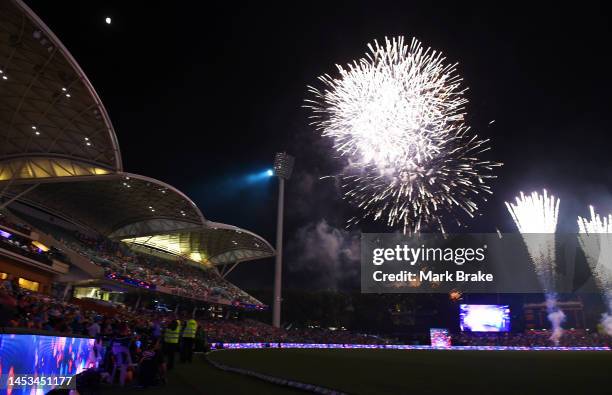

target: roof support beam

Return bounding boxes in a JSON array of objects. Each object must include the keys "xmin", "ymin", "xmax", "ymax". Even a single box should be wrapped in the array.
[
  {"xmin": 220, "ymin": 261, "xmax": 241, "ymax": 279},
  {"xmin": 0, "ymin": 159, "xmax": 27, "ymax": 196},
  {"xmin": 0, "ymin": 182, "xmax": 39, "ymax": 210}
]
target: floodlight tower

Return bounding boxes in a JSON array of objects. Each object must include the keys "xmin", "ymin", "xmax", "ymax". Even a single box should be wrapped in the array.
[{"xmin": 272, "ymin": 152, "xmax": 294, "ymax": 328}]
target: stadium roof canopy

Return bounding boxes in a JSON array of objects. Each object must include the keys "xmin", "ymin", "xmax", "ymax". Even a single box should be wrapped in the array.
[
  {"xmin": 121, "ymin": 222, "xmax": 275, "ymax": 265},
  {"xmin": 0, "ymin": 0, "xmax": 274, "ymax": 266},
  {"xmin": 5, "ymin": 172, "xmax": 205, "ymax": 236},
  {"xmin": 4, "ymin": 172, "xmax": 275, "ymax": 265},
  {"xmin": 0, "ymin": 0, "xmax": 122, "ymax": 182}
]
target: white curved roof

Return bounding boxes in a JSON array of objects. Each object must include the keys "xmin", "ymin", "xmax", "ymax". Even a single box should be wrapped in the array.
[
  {"xmin": 5, "ymin": 172, "xmax": 205, "ymax": 235},
  {"xmin": 121, "ymin": 222, "xmax": 275, "ymax": 265},
  {"xmin": 0, "ymin": 0, "xmax": 122, "ymax": 178}
]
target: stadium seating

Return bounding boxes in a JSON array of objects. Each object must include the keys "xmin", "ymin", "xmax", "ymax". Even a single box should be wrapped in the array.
[
  {"xmin": 0, "ymin": 213, "xmax": 70, "ymax": 266},
  {"xmin": 14, "ymin": 213, "xmax": 261, "ymax": 306}
]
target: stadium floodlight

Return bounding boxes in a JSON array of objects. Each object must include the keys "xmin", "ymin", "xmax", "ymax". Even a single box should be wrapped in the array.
[
  {"xmin": 273, "ymin": 152, "xmax": 295, "ymax": 179},
  {"xmin": 272, "ymin": 152, "xmax": 294, "ymax": 328}
]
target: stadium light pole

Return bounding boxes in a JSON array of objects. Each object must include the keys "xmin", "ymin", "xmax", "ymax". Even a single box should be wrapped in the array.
[{"xmin": 272, "ymin": 152, "xmax": 294, "ymax": 328}]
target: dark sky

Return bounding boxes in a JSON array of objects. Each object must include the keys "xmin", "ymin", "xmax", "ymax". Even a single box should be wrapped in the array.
[{"xmin": 25, "ymin": 1, "xmax": 612, "ymax": 291}]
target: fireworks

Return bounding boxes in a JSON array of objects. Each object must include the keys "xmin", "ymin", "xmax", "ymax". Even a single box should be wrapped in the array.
[
  {"xmin": 578, "ymin": 205, "xmax": 612, "ymax": 292},
  {"xmin": 577, "ymin": 206, "xmax": 612, "ymax": 335},
  {"xmin": 505, "ymin": 189, "xmax": 564, "ymax": 343},
  {"xmin": 505, "ymin": 189, "xmax": 560, "ymax": 281},
  {"xmin": 306, "ymin": 36, "xmax": 500, "ymax": 233},
  {"xmin": 578, "ymin": 205, "xmax": 612, "ymax": 234},
  {"xmin": 505, "ymin": 190, "xmax": 560, "ymax": 234}
]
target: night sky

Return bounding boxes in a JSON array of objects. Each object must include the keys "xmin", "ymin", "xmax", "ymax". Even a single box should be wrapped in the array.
[{"xmin": 25, "ymin": 1, "xmax": 612, "ymax": 291}]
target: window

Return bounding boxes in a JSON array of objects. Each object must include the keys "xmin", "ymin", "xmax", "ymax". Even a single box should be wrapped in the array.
[{"xmin": 18, "ymin": 278, "xmax": 39, "ymax": 292}]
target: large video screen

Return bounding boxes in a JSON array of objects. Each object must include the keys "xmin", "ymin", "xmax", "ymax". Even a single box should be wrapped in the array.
[
  {"xmin": 0, "ymin": 333, "xmax": 97, "ymax": 394},
  {"xmin": 459, "ymin": 304, "xmax": 510, "ymax": 332}
]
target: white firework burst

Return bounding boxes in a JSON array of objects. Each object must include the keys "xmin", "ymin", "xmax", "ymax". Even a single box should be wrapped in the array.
[
  {"xmin": 578, "ymin": 205, "xmax": 612, "ymax": 291},
  {"xmin": 577, "ymin": 206, "xmax": 612, "ymax": 335},
  {"xmin": 578, "ymin": 205, "xmax": 612, "ymax": 234},
  {"xmin": 306, "ymin": 36, "xmax": 500, "ymax": 233},
  {"xmin": 505, "ymin": 189, "xmax": 564, "ymax": 343},
  {"xmin": 505, "ymin": 189, "xmax": 560, "ymax": 282}
]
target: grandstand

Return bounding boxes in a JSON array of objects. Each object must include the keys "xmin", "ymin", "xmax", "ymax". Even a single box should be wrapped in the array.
[{"xmin": 0, "ymin": 0, "xmax": 274, "ymax": 309}]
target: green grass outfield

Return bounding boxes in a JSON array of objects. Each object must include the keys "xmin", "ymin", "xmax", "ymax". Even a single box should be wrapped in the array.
[
  {"xmin": 113, "ymin": 353, "xmax": 302, "ymax": 395},
  {"xmin": 207, "ymin": 348, "xmax": 612, "ymax": 395}
]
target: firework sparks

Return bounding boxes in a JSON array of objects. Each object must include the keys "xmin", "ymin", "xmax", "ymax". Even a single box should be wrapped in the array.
[
  {"xmin": 577, "ymin": 206, "xmax": 612, "ymax": 335},
  {"xmin": 578, "ymin": 205, "xmax": 612, "ymax": 234},
  {"xmin": 306, "ymin": 36, "xmax": 500, "ymax": 233},
  {"xmin": 505, "ymin": 189, "xmax": 560, "ymax": 282},
  {"xmin": 505, "ymin": 189, "xmax": 564, "ymax": 343},
  {"xmin": 505, "ymin": 190, "xmax": 560, "ymax": 233}
]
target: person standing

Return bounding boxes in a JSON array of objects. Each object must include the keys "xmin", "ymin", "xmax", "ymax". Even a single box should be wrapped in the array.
[
  {"xmin": 180, "ymin": 317, "xmax": 197, "ymax": 363},
  {"xmin": 151, "ymin": 318, "xmax": 162, "ymax": 341},
  {"xmin": 163, "ymin": 318, "xmax": 181, "ymax": 370},
  {"xmin": 87, "ymin": 317, "xmax": 101, "ymax": 338}
]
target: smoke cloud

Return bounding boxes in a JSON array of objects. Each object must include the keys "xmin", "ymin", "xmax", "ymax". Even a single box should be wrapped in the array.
[
  {"xmin": 600, "ymin": 296, "xmax": 612, "ymax": 336},
  {"xmin": 545, "ymin": 294, "xmax": 566, "ymax": 344},
  {"xmin": 601, "ymin": 313, "xmax": 612, "ymax": 336},
  {"xmin": 286, "ymin": 219, "xmax": 360, "ymax": 290}
]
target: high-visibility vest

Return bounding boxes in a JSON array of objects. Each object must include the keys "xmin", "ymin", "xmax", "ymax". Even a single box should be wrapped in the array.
[
  {"xmin": 164, "ymin": 321, "xmax": 181, "ymax": 344},
  {"xmin": 183, "ymin": 319, "xmax": 197, "ymax": 338}
]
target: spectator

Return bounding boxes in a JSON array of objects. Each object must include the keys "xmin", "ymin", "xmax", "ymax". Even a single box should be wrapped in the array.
[
  {"xmin": 162, "ymin": 318, "xmax": 181, "ymax": 371},
  {"xmin": 88, "ymin": 318, "xmax": 101, "ymax": 338}
]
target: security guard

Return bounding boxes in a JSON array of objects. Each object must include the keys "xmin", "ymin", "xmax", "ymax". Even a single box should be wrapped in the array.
[
  {"xmin": 180, "ymin": 318, "xmax": 198, "ymax": 363},
  {"xmin": 163, "ymin": 318, "xmax": 181, "ymax": 370}
]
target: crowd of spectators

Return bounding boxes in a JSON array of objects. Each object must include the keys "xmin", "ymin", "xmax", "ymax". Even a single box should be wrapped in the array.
[
  {"xmin": 0, "ymin": 280, "xmax": 394, "ymax": 387},
  {"xmin": 2, "ymin": 276, "xmax": 609, "ymax": 349},
  {"xmin": 0, "ymin": 279, "xmax": 143, "ymax": 336},
  {"xmin": 0, "ymin": 280, "xmax": 194, "ymax": 387},
  {"xmin": 0, "ymin": 213, "xmax": 69, "ymax": 266},
  {"xmin": 71, "ymin": 233, "xmax": 259, "ymax": 305},
  {"xmin": 0, "ymin": 211, "xmax": 32, "ymax": 235},
  {"xmin": 202, "ymin": 319, "xmax": 392, "ymax": 344},
  {"xmin": 24, "ymin": 215, "xmax": 262, "ymax": 306},
  {"xmin": 454, "ymin": 330, "xmax": 611, "ymax": 347},
  {"xmin": 0, "ymin": 280, "xmax": 392, "ymax": 347},
  {"xmin": 0, "ymin": 231, "xmax": 56, "ymax": 265}
]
